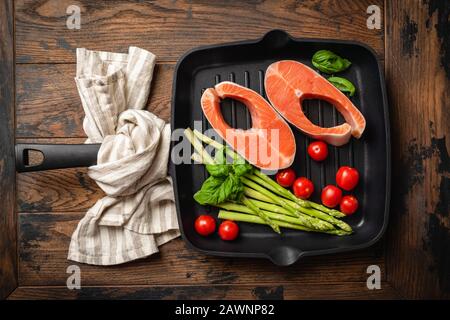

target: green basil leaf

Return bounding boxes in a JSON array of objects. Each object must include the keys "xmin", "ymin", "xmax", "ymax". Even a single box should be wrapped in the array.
[
  {"xmin": 194, "ymin": 146, "xmax": 250, "ymax": 205},
  {"xmin": 193, "ymin": 174, "xmax": 244, "ymax": 206},
  {"xmin": 312, "ymin": 50, "xmax": 351, "ymax": 74},
  {"xmin": 327, "ymin": 76, "xmax": 356, "ymax": 96},
  {"xmin": 206, "ymin": 164, "xmax": 230, "ymax": 177},
  {"xmin": 233, "ymin": 162, "xmax": 253, "ymax": 177},
  {"xmin": 216, "ymin": 175, "xmax": 234, "ymax": 203},
  {"xmin": 218, "ymin": 174, "xmax": 243, "ymax": 203},
  {"xmin": 205, "ymin": 148, "xmax": 230, "ymax": 177},
  {"xmin": 221, "ymin": 147, "xmax": 253, "ymax": 176},
  {"xmin": 193, "ymin": 176, "xmax": 227, "ymax": 205}
]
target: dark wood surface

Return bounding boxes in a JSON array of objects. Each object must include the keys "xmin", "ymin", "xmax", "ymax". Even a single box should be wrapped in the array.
[
  {"xmin": 1, "ymin": 0, "xmax": 448, "ymax": 299},
  {"xmin": 8, "ymin": 283, "xmax": 402, "ymax": 300},
  {"xmin": 385, "ymin": 0, "xmax": 450, "ymax": 299},
  {"xmin": 16, "ymin": 211, "xmax": 385, "ymax": 286},
  {"xmin": 15, "ymin": 0, "xmax": 385, "ymax": 64},
  {"xmin": 0, "ymin": 0, "xmax": 18, "ymax": 300}
]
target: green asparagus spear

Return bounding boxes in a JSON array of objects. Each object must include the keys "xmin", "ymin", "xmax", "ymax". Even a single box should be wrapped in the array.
[
  {"xmin": 252, "ymin": 170, "xmax": 346, "ymax": 218},
  {"xmin": 240, "ymin": 176, "xmax": 301, "ymax": 217},
  {"xmin": 241, "ymin": 196, "xmax": 280, "ymax": 234},
  {"xmin": 219, "ymin": 205, "xmax": 315, "ymax": 229},
  {"xmin": 218, "ymin": 201, "xmax": 329, "ymax": 231},
  {"xmin": 284, "ymin": 197, "xmax": 352, "ymax": 232},
  {"xmin": 247, "ymin": 198, "xmax": 335, "ymax": 231},
  {"xmin": 243, "ymin": 186, "xmax": 339, "ymax": 232},
  {"xmin": 218, "ymin": 210, "xmax": 351, "ymax": 236},
  {"xmin": 193, "ymin": 129, "xmax": 224, "ymax": 150},
  {"xmin": 307, "ymin": 202, "xmax": 346, "ymax": 218},
  {"xmin": 243, "ymin": 186, "xmax": 273, "ymax": 202},
  {"xmin": 184, "ymin": 128, "xmax": 214, "ymax": 165},
  {"xmin": 244, "ymin": 198, "xmax": 318, "ymax": 230}
]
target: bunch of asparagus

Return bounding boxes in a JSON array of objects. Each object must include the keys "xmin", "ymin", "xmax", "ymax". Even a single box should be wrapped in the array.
[{"xmin": 185, "ymin": 128, "xmax": 352, "ymax": 236}]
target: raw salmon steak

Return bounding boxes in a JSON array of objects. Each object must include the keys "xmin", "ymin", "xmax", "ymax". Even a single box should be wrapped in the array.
[
  {"xmin": 265, "ymin": 60, "xmax": 366, "ymax": 146},
  {"xmin": 201, "ymin": 81, "xmax": 296, "ymax": 170}
]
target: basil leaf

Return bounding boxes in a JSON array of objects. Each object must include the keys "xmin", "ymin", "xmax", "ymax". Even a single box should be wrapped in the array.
[
  {"xmin": 206, "ymin": 164, "xmax": 230, "ymax": 177},
  {"xmin": 193, "ymin": 176, "xmax": 227, "ymax": 205},
  {"xmin": 219, "ymin": 174, "xmax": 244, "ymax": 202},
  {"xmin": 233, "ymin": 162, "xmax": 253, "ymax": 177},
  {"xmin": 312, "ymin": 50, "xmax": 351, "ymax": 74},
  {"xmin": 205, "ymin": 148, "xmax": 230, "ymax": 177},
  {"xmin": 327, "ymin": 76, "xmax": 356, "ymax": 96},
  {"xmin": 193, "ymin": 174, "xmax": 244, "ymax": 205},
  {"xmin": 207, "ymin": 147, "xmax": 253, "ymax": 177},
  {"xmin": 194, "ymin": 147, "xmax": 250, "ymax": 205},
  {"xmin": 226, "ymin": 147, "xmax": 253, "ymax": 176}
]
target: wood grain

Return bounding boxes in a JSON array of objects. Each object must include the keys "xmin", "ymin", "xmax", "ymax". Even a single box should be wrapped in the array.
[
  {"xmin": 0, "ymin": 0, "xmax": 18, "ymax": 299},
  {"xmin": 10, "ymin": 0, "xmax": 450, "ymax": 301},
  {"xmin": 15, "ymin": 0, "xmax": 385, "ymax": 64},
  {"xmin": 18, "ymin": 212, "xmax": 385, "ymax": 286},
  {"xmin": 385, "ymin": 0, "xmax": 450, "ymax": 299},
  {"xmin": 8, "ymin": 283, "xmax": 401, "ymax": 300},
  {"xmin": 16, "ymin": 63, "xmax": 173, "ymax": 138},
  {"xmin": 10, "ymin": 0, "xmax": 400, "ymax": 300},
  {"xmin": 17, "ymin": 167, "xmax": 103, "ymax": 213}
]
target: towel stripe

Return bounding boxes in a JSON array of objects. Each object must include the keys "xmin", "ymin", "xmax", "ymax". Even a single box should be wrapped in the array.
[{"xmin": 68, "ymin": 47, "xmax": 179, "ymax": 266}]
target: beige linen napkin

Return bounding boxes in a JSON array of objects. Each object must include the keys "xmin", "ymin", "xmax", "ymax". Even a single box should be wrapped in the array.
[{"xmin": 68, "ymin": 47, "xmax": 179, "ymax": 265}]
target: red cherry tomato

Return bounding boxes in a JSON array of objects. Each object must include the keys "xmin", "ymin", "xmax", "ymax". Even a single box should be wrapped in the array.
[
  {"xmin": 218, "ymin": 220, "xmax": 239, "ymax": 241},
  {"xmin": 292, "ymin": 177, "xmax": 314, "ymax": 199},
  {"xmin": 276, "ymin": 168, "xmax": 296, "ymax": 187},
  {"xmin": 308, "ymin": 141, "xmax": 329, "ymax": 162},
  {"xmin": 194, "ymin": 215, "xmax": 216, "ymax": 236},
  {"xmin": 321, "ymin": 185, "xmax": 342, "ymax": 208},
  {"xmin": 340, "ymin": 195, "xmax": 359, "ymax": 215},
  {"xmin": 336, "ymin": 166, "xmax": 360, "ymax": 191}
]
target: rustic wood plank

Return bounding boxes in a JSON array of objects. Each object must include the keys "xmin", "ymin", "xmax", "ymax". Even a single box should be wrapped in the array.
[
  {"xmin": 8, "ymin": 283, "xmax": 401, "ymax": 300},
  {"xmin": 17, "ymin": 167, "xmax": 103, "ymax": 213},
  {"xmin": 18, "ymin": 212, "xmax": 386, "ymax": 286},
  {"xmin": 284, "ymin": 282, "xmax": 402, "ymax": 299},
  {"xmin": 16, "ymin": 63, "xmax": 173, "ymax": 137},
  {"xmin": 15, "ymin": 0, "xmax": 385, "ymax": 64},
  {"xmin": 9, "ymin": 285, "xmax": 281, "ymax": 300},
  {"xmin": 385, "ymin": 0, "xmax": 450, "ymax": 299},
  {"xmin": 0, "ymin": 0, "xmax": 18, "ymax": 299}
]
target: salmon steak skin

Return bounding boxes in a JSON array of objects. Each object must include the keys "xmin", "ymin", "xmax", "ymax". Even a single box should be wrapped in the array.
[
  {"xmin": 265, "ymin": 60, "xmax": 366, "ymax": 146},
  {"xmin": 201, "ymin": 81, "xmax": 296, "ymax": 170}
]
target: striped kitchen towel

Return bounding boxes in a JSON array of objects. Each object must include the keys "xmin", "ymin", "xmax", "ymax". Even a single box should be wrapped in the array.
[{"xmin": 68, "ymin": 47, "xmax": 179, "ymax": 265}]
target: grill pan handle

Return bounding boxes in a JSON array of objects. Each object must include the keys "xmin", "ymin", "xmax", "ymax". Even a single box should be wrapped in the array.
[
  {"xmin": 268, "ymin": 246, "xmax": 304, "ymax": 266},
  {"xmin": 261, "ymin": 29, "xmax": 291, "ymax": 49},
  {"xmin": 15, "ymin": 143, "xmax": 101, "ymax": 172}
]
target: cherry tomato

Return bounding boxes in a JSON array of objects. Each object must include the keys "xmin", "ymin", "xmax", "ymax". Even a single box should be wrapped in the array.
[
  {"xmin": 321, "ymin": 185, "xmax": 342, "ymax": 208},
  {"xmin": 276, "ymin": 168, "xmax": 296, "ymax": 187},
  {"xmin": 340, "ymin": 195, "xmax": 359, "ymax": 215},
  {"xmin": 336, "ymin": 166, "xmax": 360, "ymax": 191},
  {"xmin": 218, "ymin": 220, "xmax": 239, "ymax": 241},
  {"xmin": 194, "ymin": 215, "xmax": 216, "ymax": 236},
  {"xmin": 308, "ymin": 141, "xmax": 329, "ymax": 162},
  {"xmin": 292, "ymin": 177, "xmax": 314, "ymax": 199}
]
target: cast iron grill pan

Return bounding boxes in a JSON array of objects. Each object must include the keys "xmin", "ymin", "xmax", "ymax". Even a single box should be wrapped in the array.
[{"xmin": 170, "ymin": 30, "xmax": 390, "ymax": 266}]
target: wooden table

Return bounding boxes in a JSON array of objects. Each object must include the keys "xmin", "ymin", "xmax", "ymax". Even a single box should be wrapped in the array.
[{"xmin": 1, "ymin": 0, "xmax": 448, "ymax": 300}]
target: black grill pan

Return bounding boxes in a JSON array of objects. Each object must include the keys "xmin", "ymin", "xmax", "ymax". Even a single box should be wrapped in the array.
[{"xmin": 170, "ymin": 29, "xmax": 390, "ymax": 266}]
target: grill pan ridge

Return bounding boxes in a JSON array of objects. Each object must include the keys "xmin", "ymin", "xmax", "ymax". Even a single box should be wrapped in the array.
[{"xmin": 170, "ymin": 29, "xmax": 390, "ymax": 266}]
